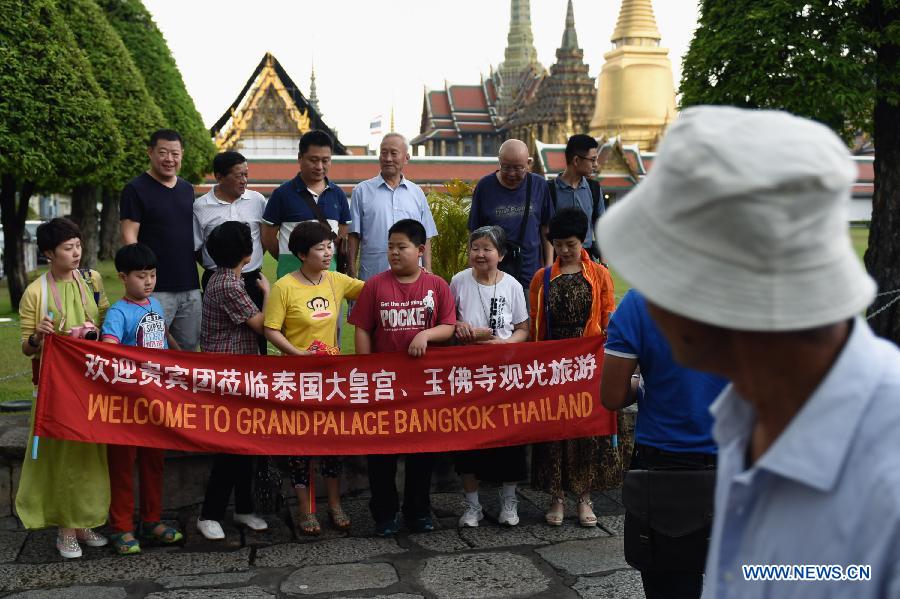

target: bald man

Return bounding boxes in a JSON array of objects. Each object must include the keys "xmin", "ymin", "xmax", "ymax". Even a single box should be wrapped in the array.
[{"xmin": 468, "ymin": 139, "xmax": 554, "ymax": 290}]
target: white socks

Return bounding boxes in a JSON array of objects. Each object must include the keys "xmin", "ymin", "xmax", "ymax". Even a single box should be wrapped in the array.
[
  {"xmin": 502, "ymin": 483, "xmax": 517, "ymax": 498},
  {"xmin": 465, "ymin": 491, "xmax": 480, "ymax": 506}
]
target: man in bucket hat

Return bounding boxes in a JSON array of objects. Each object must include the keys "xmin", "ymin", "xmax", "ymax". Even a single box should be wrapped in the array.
[{"xmin": 598, "ymin": 106, "xmax": 900, "ymax": 598}]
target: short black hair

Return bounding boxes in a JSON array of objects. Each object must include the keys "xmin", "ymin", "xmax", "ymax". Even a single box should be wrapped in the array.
[
  {"xmin": 564, "ymin": 134, "xmax": 599, "ymax": 164},
  {"xmin": 548, "ymin": 207, "xmax": 589, "ymax": 242},
  {"xmin": 299, "ymin": 129, "xmax": 334, "ymax": 156},
  {"xmin": 388, "ymin": 219, "xmax": 427, "ymax": 247},
  {"xmin": 207, "ymin": 221, "xmax": 253, "ymax": 269},
  {"xmin": 148, "ymin": 129, "xmax": 183, "ymax": 148},
  {"xmin": 212, "ymin": 151, "xmax": 247, "ymax": 177},
  {"xmin": 114, "ymin": 243, "xmax": 157, "ymax": 273},
  {"xmin": 36, "ymin": 218, "xmax": 81, "ymax": 253},
  {"xmin": 288, "ymin": 221, "xmax": 334, "ymax": 258}
]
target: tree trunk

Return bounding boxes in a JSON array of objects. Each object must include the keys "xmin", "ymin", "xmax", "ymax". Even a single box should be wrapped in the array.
[
  {"xmin": 69, "ymin": 184, "xmax": 100, "ymax": 270},
  {"xmin": 1, "ymin": 175, "xmax": 35, "ymax": 311},
  {"xmin": 863, "ymin": 2, "xmax": 900, "ymax": 343},
  {"xmin": 99, "ymin": 187, "xmax": 121, "ymax": 260}
]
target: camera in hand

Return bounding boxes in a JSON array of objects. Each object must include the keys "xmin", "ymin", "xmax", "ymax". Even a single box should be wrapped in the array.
[{"xmin": 68, "ymin": 322, "xmax": 100, "ymax": 341}]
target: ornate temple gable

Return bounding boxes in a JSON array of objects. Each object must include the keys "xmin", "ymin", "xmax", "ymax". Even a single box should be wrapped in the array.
[{"xmin": 211, "ymin": 52, "xmax": 346, "ymax": 155}]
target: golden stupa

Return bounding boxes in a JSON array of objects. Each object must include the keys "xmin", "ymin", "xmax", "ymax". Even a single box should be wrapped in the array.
[{"xmin": 590, "ymin": 0, "xmax": 677, "ymax": 151}]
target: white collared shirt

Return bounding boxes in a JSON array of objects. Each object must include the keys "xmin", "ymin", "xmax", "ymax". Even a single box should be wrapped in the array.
[
  {"xmin": 703, "ymin": 317, "xmax": 900, "ymax": 598},
  {"xmin": 193, "ymin": 187, "xmax": 267, "ymax": 271}
]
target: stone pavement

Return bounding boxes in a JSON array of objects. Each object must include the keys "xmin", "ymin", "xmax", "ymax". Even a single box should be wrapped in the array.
[{"xmin": 0, "ymin": 486, "xmax": 643, "ymax": 599}]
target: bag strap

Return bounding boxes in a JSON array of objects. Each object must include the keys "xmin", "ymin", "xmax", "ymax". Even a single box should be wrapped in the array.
[
  {"xmin": 542, "ymin": 265, "xmax": 552, "ymax": 340},
  {"xmin": 300, "ymin": 186, "xmax": 329, "ymax": 226},
  {"xmin": 548, "ymin": 176, "xmax": 558, "ymax": 208},
  {"xmin": 326, "ymin": 273, "xmax": 339, "ymax": 348},
  {"xmin": 588, "ymin": 179, "xmax": 602, "ymax": 224},
  {"xmin": 514, "ymin": 174, "xmax": 533, "ymax": 245},
  {"xmin": 80, "ymin": 268, "xmax": 100, "ymax": 305}
]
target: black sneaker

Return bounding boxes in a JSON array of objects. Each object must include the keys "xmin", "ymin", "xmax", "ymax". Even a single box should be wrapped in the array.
[
  {"xmin": 406, "ymin": 515, "xmax": 435, "ymax": 533},
  {"xmin": 375, "ymin": 517, "xmax": 400, "ymax": 537}
]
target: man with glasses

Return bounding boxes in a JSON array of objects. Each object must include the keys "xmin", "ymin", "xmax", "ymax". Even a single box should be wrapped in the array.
[
  {"xmin": 193, "ymin": 151, "xmax": 268, "ymax": 354},
  {"xmin": 549, "ymin": 134, "xmax": 605, "ymax": 260},
  {"xmin": 468, "ymin": 139, "xmax": 554, "ymax": 290}
]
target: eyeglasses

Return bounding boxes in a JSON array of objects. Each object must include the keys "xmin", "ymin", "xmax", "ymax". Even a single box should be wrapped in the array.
[
  {"xmin": 575, "ymin": 154, "xmax": 599, "ymax": 164},
  {"xmin": 499, "ymin": 164, "xmax": 527, "ymax": 173}
]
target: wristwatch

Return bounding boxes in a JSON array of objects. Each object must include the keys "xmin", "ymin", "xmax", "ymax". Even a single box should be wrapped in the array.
[{"xmin": 27, "ymin": 334, "xmax": 40, "ymax": 348}]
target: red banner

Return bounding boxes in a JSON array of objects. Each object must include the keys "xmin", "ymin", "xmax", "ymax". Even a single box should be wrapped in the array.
[{"xmin": 33, "ymin": 334, "xmax": 614, "ymax": 455}]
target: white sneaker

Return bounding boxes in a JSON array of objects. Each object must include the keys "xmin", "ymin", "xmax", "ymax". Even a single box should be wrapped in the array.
[
  {"xmin": 234, "ymin": 512, "xmax": 268, "ymax": 531},
  {"xmin": 56, "ymin": 532, "xmax": 82, "ymax": 559},
  {"xmin": 458, "ymin": 500, "xmax": 484, "ymax": 528},
  {"xmin": 498, "ymin": 493, "xmax": 520, "ymax": 526},
  {"xmin": 196, "ymin": 518, "xmax": 225, "ymax": 540}
]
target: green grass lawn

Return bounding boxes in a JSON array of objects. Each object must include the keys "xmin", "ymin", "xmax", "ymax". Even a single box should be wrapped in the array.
[{"xmin": 0, "ymin": 226, "xmax": 873, "ymax": 405}]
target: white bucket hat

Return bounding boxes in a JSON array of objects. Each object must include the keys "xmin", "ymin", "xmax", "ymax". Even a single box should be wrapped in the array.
[{"xmin": 596, "ymin": 105, "xmax": 876, "ymax": 331}]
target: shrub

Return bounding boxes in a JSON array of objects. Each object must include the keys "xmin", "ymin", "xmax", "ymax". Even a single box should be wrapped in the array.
[{"xmin": 426, "ymin": 179, "xmax": 474, "ymax": 283}]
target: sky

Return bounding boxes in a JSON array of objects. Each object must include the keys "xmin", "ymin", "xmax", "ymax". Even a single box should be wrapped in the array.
[{"xmin": 143, "ymin": 0, "xmax": 701, "ymax": 148}]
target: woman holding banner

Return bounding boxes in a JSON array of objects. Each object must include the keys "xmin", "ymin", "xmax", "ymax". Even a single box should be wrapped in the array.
[
  {"xmin": 16, "ymin": 218, "xmax": 111, "ymax": 558},
  {"xmin": 263, "ymin": 220, "xmax": 364, "ymax": 535},
  {"xmin": 528, "ymin": 208, "xmax": 620, "ymax": 527},
  {"xmin": 451, "ymin": 226, "xmax": 530, "ymax": 528}
]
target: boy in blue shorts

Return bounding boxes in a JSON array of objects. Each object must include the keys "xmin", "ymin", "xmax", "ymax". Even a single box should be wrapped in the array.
[{"xmin": 102, "ymin": 243, "xmax": 183, "ymax": 554}]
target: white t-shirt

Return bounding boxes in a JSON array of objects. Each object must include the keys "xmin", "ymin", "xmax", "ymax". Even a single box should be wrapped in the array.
[{"xmin": 450, "ymin": 268, "xmax": 528, "ymax": 340}]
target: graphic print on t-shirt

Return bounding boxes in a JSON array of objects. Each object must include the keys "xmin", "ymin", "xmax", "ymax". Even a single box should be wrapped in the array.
[
  {"xmin": 135, "ymin": 311, "xmax": 166, "ymax": 349},
  {"xmin": 306, "ymin": 296, "xmax": 333, "ymax": 320},
  {"xmin": 379, "ymin": 289, "xmax": 435, "ymax": 332},
  {"xmin": 488, "ymin": 296, "xmax": 508, "ymax": 332}
]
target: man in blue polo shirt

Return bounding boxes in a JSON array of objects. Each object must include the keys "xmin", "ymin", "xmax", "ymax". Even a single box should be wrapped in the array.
[
  {"xmin": 602, "ymin": 288, "xmax": 726, "ymax": 599},
  {"xmin": 261, "ymin": 129, "xmax": 351, "ymax": 280},
  {"xmin": 550, "ymin": 134, "xmax": 605, "ymax": 259}
]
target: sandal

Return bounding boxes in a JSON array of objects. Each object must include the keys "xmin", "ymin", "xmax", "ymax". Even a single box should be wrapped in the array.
[
  {"xmin": 577, "ymin": 497, "xmax": 598, "ymax": 528},
  {"xmin": 545, "ymin": 496, "xmax": 565, "ymax": 526},
  {"xmin": 109, "ymin": 532, "xmax": 141, "ymax": 555},
  {"xmin": 327, "ymin": 506, "xmax": 352, "ymax": 530},
  {"xmin": 298, "ymin": 512, "xmax": 321, "ymax": 536},
  {"xmin": 139, "ymin": 521, "xmax": 184, "ymax": 544}
]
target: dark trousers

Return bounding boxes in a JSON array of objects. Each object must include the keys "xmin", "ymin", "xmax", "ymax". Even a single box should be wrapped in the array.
[
  {"xmin": 201, "ymin": 268, "xmax": 267, "ymax": 355},
  {"xmin": 201, "ymin": 454, "xmax": 254, "ymax": 520},
  {"xmin": 629, "ymin": 444, "xmax": 715, "ymax": 599},
  {"xmin": 367, "ymin": 453, "xmax": 435, "ymax": 523}
]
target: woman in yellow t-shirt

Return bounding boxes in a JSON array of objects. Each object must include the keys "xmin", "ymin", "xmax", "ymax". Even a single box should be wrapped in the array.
[{"xmin": 264, "ymin": 221, "xmax": 363, "ymax": 535}]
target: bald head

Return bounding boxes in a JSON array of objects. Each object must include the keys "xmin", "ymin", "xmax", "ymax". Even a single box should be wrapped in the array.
[
  {"xmin": 496, "ymin": 139, "xmax": 531, "ymax": 189},
  {"xmin": 498, "ymin": 139, "xmax": 529, "ymax": 161}
]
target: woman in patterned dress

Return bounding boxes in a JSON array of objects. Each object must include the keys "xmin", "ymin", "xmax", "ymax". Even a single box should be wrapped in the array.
[{"xmin": 528, "ymin": 207, "xmax": 620, "ymax": 527}]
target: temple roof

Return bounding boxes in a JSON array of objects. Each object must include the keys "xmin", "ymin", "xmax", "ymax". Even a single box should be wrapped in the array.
[
  {"xmin": 211, "ymin": 52, "xmax": 346, "ymax": 155},
  {"xmin": 411, "ymin": 80, "xmax": 502, "ymax": 145}
]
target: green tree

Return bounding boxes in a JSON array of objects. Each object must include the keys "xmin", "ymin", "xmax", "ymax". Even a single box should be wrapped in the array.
[
  {"xmin": 427, "ymin": 179, "xmax": 475, "ymax": 283},
  {"xmin": 679, "ymin": 0, "xmax": 900, "ymax": 343},
  {"xmin": 57, "ymin": 0, "xmax": 167, "ymax": 266},
  {"xmin": 98, "ymin": 0, "xmax": 215, "ymax": 183},
  {"xmin": 0, "ymin": 0, "xmax": 122, "ymax": 309}
]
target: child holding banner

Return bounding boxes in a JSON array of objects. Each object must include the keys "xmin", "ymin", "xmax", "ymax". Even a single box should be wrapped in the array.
[
  {"xmin": 528, "ymin": 207, "xmax": 620, "ymax": 527},
  {"xmin": 264, "ymin": 220, "xmax": 364, "ymax": 535},
  {"xmin": 197, "ymin": 222, "xmax": 271, "ymax": 540},
  {"xmin": 450, "ymin": 225, "xmax": 530, "ymax": 528},
  {"xmin": 101, "ymin": 243, "xmax": 184, "ymax": 554},
  {"xmin": 349, "ymin": 219, "xmax": 456, "ymax": 537},
  {"xmin": 16, "ymin": 218, "xmax": 111, "ymax": 559}
]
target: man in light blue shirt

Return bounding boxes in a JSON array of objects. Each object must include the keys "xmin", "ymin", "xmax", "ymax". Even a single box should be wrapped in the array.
[
  {"xmin": 347, "ymin": 134, "xmax": 438, "ymax": 281},
  {"xmin": 597, "ymin": 106, "xmax": 898, "ymax": 598}
]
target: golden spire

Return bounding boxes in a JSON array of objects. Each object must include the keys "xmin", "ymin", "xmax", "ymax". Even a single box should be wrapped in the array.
[
  {"xmin": 390, "ymin": 105, "xmax": 395, "ymax": 132},
  {"xmin": 611, "ymin": 0, "xmax": 662, "ymax": 46}
]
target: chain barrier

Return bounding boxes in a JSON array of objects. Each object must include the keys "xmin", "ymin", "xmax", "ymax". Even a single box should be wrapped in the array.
[
  {"xmin": 0, "ymin": 369, "xmax": 30, "ymax": 384},
  {"xmin": 867, "ymin": 288, "xmax": 900, "ymax": 321}
]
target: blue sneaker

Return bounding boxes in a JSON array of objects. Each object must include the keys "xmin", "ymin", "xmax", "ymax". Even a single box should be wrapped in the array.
[
  {"xmin": 375, "ymin": 517, "xmax": 400, "ymax": 537},
  {"xmin": 406, "ymin": 515, "xmax": 435, "ymax": 533}
]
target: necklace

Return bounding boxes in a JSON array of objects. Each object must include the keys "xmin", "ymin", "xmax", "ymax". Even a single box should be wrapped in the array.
[
  {"xmin": 474, "ymin": 270, "xmax": 499, "ymax": 334},
  {"xmin": 299, "ymin": 269, "xmax": 324, "ymax": 286}
]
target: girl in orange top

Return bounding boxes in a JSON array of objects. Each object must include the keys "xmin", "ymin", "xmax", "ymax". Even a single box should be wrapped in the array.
[{"xmin": 528, "ymin": 207, "xmax": 619, "ymax": 528}]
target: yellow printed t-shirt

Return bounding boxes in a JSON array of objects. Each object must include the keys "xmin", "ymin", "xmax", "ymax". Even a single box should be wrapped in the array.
[{"xmin": 264, "ymin": 271, "xmax": 364, "ymax": 352}]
